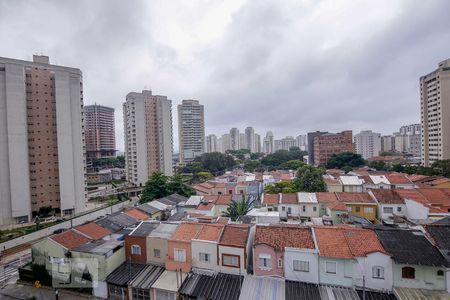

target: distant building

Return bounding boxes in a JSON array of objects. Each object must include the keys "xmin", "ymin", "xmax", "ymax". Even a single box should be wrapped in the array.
[
  {"xmin": 178, "ymin": 100, "xmax": 205, "ymax": 163},
  {"xmin": 123, "ymin": 90, "xmax": 173, "ymax": 186},
  {"xmin": 245, "ymin": 127, "xmax": 255, "ymax": 152},
  {"xmin": 354, "ymin": 130, "xmax": 381, "ymax": 160},
  {"xmin": 218, "ymin": 133, "xmax": 231, "ymax": 153},
  {"xmin": 263, "ymin": 131, "xmax": 274, "ymax": 154},
  {"xmin": 85, "ymin": 104, "xmax": 116, "ymax": 163},
  {"xmin": 230, "ymin": 128, "xmax": 240, "ymax": 150},
  {"xmin": 206, "ymin": 134, "xmax": 218, "ymax": 153},
  {"xmin": 254, "ymin": 133, "xmax": 261, "ymax": 153},
  {"xmin": 313, "ymin": 131, "xmax": 353, "ymax": 166},
  {"xmin": 0, "ymin": 55, "xmax": 87, "ymax": 224},
  {"xmin": 307, "ymin": 131, "xmax": 327, "ymax": 164},
  {"xmin": 381, "ymin": 135, "xmax": 395, "ymax": 153},
  {"xmin": 296, "ymin": 134, "xmax": 307, "ymax": 151},
  {"xmin": 421, "ymin": 59, "xmax": 450, "ymax": 166},
  {"xmin": 239, "ymin": 133, "xmax": 245, "ymax": 150}
]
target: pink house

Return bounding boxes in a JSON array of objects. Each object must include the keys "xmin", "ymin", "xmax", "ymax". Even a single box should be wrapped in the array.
[
  {"xmin": 166, "ymin": 223, "xmax": 203, "ymax": 272},
  {"xmin": 253, "ymin": 225, "xmax": 315, "ymax": 277}
]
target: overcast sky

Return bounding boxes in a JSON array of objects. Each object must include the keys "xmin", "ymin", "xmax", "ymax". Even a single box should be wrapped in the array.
[{"xmin": 1, "ymin": 0, "xmax": 449, "ymax": 152}]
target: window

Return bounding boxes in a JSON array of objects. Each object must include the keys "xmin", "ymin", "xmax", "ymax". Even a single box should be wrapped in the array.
[
  {"xmin": 174, "ymin": 248, "xmax": 186, "ymax": 262},
  {"xmin": 325, "ymin": 261, "xmax": 337, "ymax": 274},
  {"xmin": 222, "ymin": 254, "xmax": 239, "ymax": 267},
  {"xmin": 281, "ymin": 206, "xmax": 286, "ymax": 212},
  {"xmin": 402, "ymin": 267, "xmax": 415, "ymax": 279},
  {"xmin": 154, "ymin": 249, "xmax": 161, "ymax": 258},
  {"xmin": 364, "ymin": 207, "xmax": 373, "ymax": 213},
  {"xmin": 293, "ymin": 260, "xmax": 309, "ymax": 272},
  {"xmin": 131, "ymin": 245, "xmax": 141, "ymax": 255},
  {"xmin": 278, "ymin": 258, "xmax": 283, "ymax": 268},
  {"xmin": 302, "ymin": 206, "xmax": 306, "ymax": 212},
  {"xmin": 132, "ymin": 288, "xmax": 150, "ymax": 300},
  {"xmin": 287, "ymin": 207, "xmax": 292, "ymax": 214},
  {"xmin": 437, "ymin": 270, "xmax": 444, "ymax": 276},
  {"xmin": 199, "ymin": 252, "xmax": 210, "ymax": 262},
  {"xmin": 155, "ymin": 289, "xmax": 176, "ymax": 300},
  {"xmin": 258, "ymin": 254, "xmax": 272, "ymax": 269},
  {"xmin": 313, "ymin": 206, "xmax": 317, "ymax": 212},
  {"xmin": 355, "ymin": 207, "xmax": 361, "ymax": 212},
  {"xmin": 383, "ymin": 207, "xmax": 393, "ymax": 214},
  {"xmin": 397, "ymin": 207, "xmax": 402, "ymax": 212},
  {"xmin": 372, "ymin": 266, "xmax": 384, "ymax": 279}
]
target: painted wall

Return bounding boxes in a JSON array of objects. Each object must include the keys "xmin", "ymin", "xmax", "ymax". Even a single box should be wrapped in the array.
[
  {"xmin": 284, "ymin": 247, "xmax": 319, "ymax": 283},
  {"xmin": 71, "ymin": 247, "xmax": 125, "ymax": 281},
  {"xmin": 378, "ymin": 204, "xmax": 406, "ymax": 220},
  {"xmin": 405, "ymin": 199, "xmax": 429, "ymax": 220},
  {"xmin": 353, "ymin": 252, "xmax": 393, "ymax": 292},
  {"xmin": 146, "ymin": 237, "xmax": 169, "ymax": 266},
  {"xmin": 218, "ymin": 245, "xmax": 245, "ymax": 275},
  {"xmin": 125, "ymin": 235, "xmax": 147, "ymax": 263},
  {"xmin": 191, "ymin": 240, "xmax": 219, "ymax": 272},
  {"xmin": 318, "ymin": 257, "xmax": 354, "ymax": 287},
  {"xmin": 166, "ymin": 240, "xmax": 192, "ymax": 272},
  {"xmin": 346, "ymin": 203, "xmax": 377, "ymax": 221},
  {"xmin": 393, "ymin": 263, "xmax": 447, "ymax": 290},
  {"xmin": 298, "ymin": 203, "xmax": 320, "ymax": 219},
  {"xmin": 253, "ymin": 244, "xmax": 284, "ymax": 277},
  {"xmin": 31, "ymin": 238, "xmax": 66, "ymax": 270}
]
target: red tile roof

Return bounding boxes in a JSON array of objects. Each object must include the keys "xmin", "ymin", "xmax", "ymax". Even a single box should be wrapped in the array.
[
  {"xmin": 263, "ymin": 194, "xmax": 279, "ymax": 205},
  {"xmin": 316, "ymin": 192, "xmax": 348, "ymax": 211},
  {"xmin": 370, "ymin": 189, "xmax": 404, "ymax": 204},
  {"xmin": 394, "ymin": 189, "xmax": 446, "ymax": 213},
  {"xmin": 195, "ymin": 224, "xmax": 224, "ymax": 242},
  {"xmin": 254, "ymin": 225, "xmax": 315, "ymax": 251},
  {"xmin": 430, "ymin": 178, "xmax": 450, "ymax": 185},
  {"xmin": 216, "ymin": 195, "xmax": 233, "ymax": 205},
  {"xmin": 220, "ymin": 225, "xmax": 251, "ymax": 247},
  {"xmin": 75, "ymin": 222, "xmax": 111, "ymax": 240},
  {"xmin": 280, "ymin": 193, "xmax": 298, "ymax": 204},
  {"xmin": 170, "ymin": 223, "xmax": 203, "ymax": 242},
  {"xmin": 386, "ymin": 174, "xmax": 413, "ymax": 185},
  {"xmin": 125, "ymin": 208, "xmax": 150, "ymax": 221},
  {"xmin": 336, "ymin": 192, "xmax": 376, "ymax": 204},
  {"xmin": 51, "ymin": 229, "xmax": 91, "ymax": 250},
  {"xmin": 416, "ymin": 188, "xmax": 450, "ymax": 207}
]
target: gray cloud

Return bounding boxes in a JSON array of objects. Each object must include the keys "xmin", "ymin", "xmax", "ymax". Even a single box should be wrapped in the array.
[{"xmin": 0, "ymin": 0, "xmax": 449, "ymax": 151}]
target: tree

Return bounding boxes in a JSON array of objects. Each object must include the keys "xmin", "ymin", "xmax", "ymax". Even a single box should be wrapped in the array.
[
  {"xmin": 167, "ymin": 173, "xmax": 196, "ymax": 197},
  {"xmin": 195, "ymin": 152, "xmax": 236, "ymax": 175},
  {"xmin": 368, "ymin": 161, "xmax": 387, "ymax": 171},
  {"xmin": 244, "ymin": 160, "xmax": 263, "ymax": 172},
  {"xmin": 265, "ymin": 181, "xmax": 299, "ymax": 194},
  {"xmin": 140, "ymin": 172, "xmax": 170, "ymax": 204},
  {"xmin": 195, "ymin": 171, "xmax": 214, "ymax": 182},
  {"xmin": 431, "ymin": 160, "xmax": 450, "ymax": 177},
  {"xmin": 279, "ymin": 160, "xmax": 305, "ymax": 170},
  {"xmin": 261, "ymin": 149, "xmax": 307, "ymax": 168},
  {"xmin": 326, "ymin": 152, "xmax": 365, "ymax": 169},
  {"xmin": 296, "ymin": 165, "xmax": 327, "ymax": 192},
  {"xmin": 222, "ymin": 197, "xmax": 254, "ymax": 221}
]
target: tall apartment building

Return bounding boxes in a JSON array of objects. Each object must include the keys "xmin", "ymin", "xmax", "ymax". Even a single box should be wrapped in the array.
[
  {"xmin": 244, "ymin": 126, "xmax": 255, "ymax": 152},
  {"xmin": 354, "ymin": 130, "xmax": 381, "ymax": 160},
  {"xmin": 296, "ymin": 134, "xmax": 307, "ymax": 151},
  {"xmin": 230, "ymin": 128, "xmax": 240, "ymax": 150},
  {"xmin": 123, "ymin": 90, "xmax": 173, "ymax": 186},
  {"xmin": 0, "ymin": 55, "xmax": 86, "ymax": 224},
  {"xmin": 275, "ymin": 136, "xmax": 297, "ymax": 151},
  {"xmin": 263, "ymin": 131, "xmax": 274, "ymax": 154},
  {"xmin": 313, "ymin": 130, "xmax": 354, "ymax": 166},
  {"xmin": 178, "ymin": 100, "xmax": 205, "ymax": 163},
  {"xmin": 381, "ymin": 135, "xmax": 395, "ymax": 153},
  {"xmin": 84, "ymin": 104, "xmax": 116, "ymax": 163},
  {"xmin": 421, "ymin": 59, "xmax": 450, "ymax": 166},
  {"xmin": 239, "ymin": 133, "xmax": 245, "ymax": 150},
  {"xmin": 206, "ymin": 134, "xmax": 218, "ymax": 153},
  {"xmin": 255, "ymin": 133, "xmax": 261, "ymax": 153},
  {"xmin": 307, "ymin": 131, "xmax": 327, "ymax": 164},
  {"xmin": 218, "ymin": 133, "xmax": 231, "ymax": 153}
]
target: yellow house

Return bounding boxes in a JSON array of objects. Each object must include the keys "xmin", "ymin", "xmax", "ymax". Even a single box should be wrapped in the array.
[{"xmin": 335, "ymin": 192, "xmax": 378, "ymax": 221}]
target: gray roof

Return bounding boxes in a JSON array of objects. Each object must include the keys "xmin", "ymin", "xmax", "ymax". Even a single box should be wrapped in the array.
[
  {"xmin": 96, "ymin": 212, "xmax": 139, "ymax": 232},
  {"xmin": 433, "ymin": 216, "xmax": 450, "ymax": 225},
  {"xmin": 148, "ymin": 223, "xmax": 179, "ymax": 239},
  {"xmin": 285, "ymin": 281, "xmax": 320, "ymax": 300},
  {"xmin": 168, "ymin": 212, "xmax": 188, "ymax": 221},
  {"xmin": 239, "ymin": 275, "xmax": 284, "ymax": 300},
  {"xmin": 394, "ymin": 287, "xmax": 450, "ymax": 300},
  {"xmin": 137, "ymin": 203, "xmax": 161, "ymax": 215},
  {"xmin": 72, "ymin": 240, "xmax": 123, "ymax": 255},
  {"xmin": 129, "ymin": 264, "xmax": 165, "ymax": 290},
  {"xmin": 179, "ymin": 272, "xmax": 243, "ymax": 300},
  {"xmin": 356, "ymin": 289, "xmax": 397, "ymax": 300},
  {"xmin": 319, "ymin": 285, "xmax": 359, "ymax": 300},
  {"xmin": 106, "ymin": 262, "xmax": 146, "ymax": 286},
  {"xmin": 130, "ymin": 222, "xmax": 159, "ymax": 237}
]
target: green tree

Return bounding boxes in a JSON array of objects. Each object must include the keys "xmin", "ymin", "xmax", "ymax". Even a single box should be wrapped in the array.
[
  {"xmin": 167, "ymin": 173, "xmax": 196, "ymax": 197},
  {"xmin": 226, "ymin": 149, "xmax": 251, "ymax": 160},
  {"xmin": 195, "ymin": 152, "xmax": 236, "ymax": 175},
  {"xmin": 244, "ymin": 160, "xmax": 263, "ymax": 172},
  {"xmin": 195, "ymin": 171, "xmax": 213, "ymax": 182},
  {"xmin": 368, "ymin": 161, "xmax": 387, "ymax": 171},
  {"xmin": 431, "ymin": 160, "xmax": 450, "ymax": 177},
  {"xmin": 140, "ymin": 172, "xmax": 170, "ymax": 204},
  {"xmin": 279, "ymin": 160, "xmax": 305, "ymax": 170},
  {"xmin": 265, "ymin": 181, "xmax": 299, "ymax": 194},
  {"xmin": 222, "ymin": 198, "xmax": 254, "ymax": 221},
  {"xmin": 261, "ymin": 149, "xmax": 307, "ymax": 168},
  {"xmin": 296, "ymin": 165, "xmax": 327, "ymax": 192},
  {"xmin": 326, "ymin": 152, "xmax": 365, "ymax": 169}
]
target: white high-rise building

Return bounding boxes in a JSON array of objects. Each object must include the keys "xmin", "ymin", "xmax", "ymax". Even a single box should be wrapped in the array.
[
  {"xmin": 0, "ymin": 55, "xmax": 87, "ymax": 225},
  {"xmin": 230, "ymin": 128, "xmax": 240, "ymax": 150},
  {"xmin": 354, "ymin": 130, "xmax": 381, "ymax": 160},
  {"xmin": 421, "ymin": 59, "xmax": 450, "ymax": 166},
  {"xmin": 178, "ymin": 100, "xmax": 205, "ymax": 163},
  {"xmin": 219, "ymin": 133, "xmax": 231, "ymax": 153},
  {"xmin": 255, "ymin": 133, "xmax": 261, "ymax": 153},
  {"xmin": 206, "ymin": 134, "xmax": 218, "ymax": 153},
  {"xmin": 123, "ymin": 90, "xmax": 173, "ymax": 186},
  {"xmin": 296, "ymin": 134, "xmax": 307, "ymax": 151},
  {"xmin": 244, "ymin": 127, "xmax": 255, "ymax": 152},
  {"xmin": 275, "ymin": 136, "xmax": 296, "ymax": 151},
  {"xmin": 239, "ymin": 133, "xmax": 245, "ymax": 150},
  {"xmin": 263, "ymin": 131, "xmax": 274, "ymax": 154}
]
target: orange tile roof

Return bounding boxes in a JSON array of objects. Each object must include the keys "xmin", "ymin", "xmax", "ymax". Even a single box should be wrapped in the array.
[
  {"xmin": 280, "ymin": 193, "xmax": 298, "ymax": 204},
  {"xmin": 370, "ymin": 189, "xmax": 404, "ymax": 204},
  {"xmin": 51, "ymin": 229, "xmax": 91, "ymax": 250},
  {"xmin": 125, "ymin": 208, "xmax": 150, "ymax": 220},
  {"xmin": 195, "ymin": 224, "xmax": 224, "ymax": 242},
  {"xmin": 217, "ymin": 217, "xmax": 230, "ymax": 224},
  {"xmin": 263, "ymin": 193, "xmax": 279, "ymax": 205},
  {"xmin": 75, "ymin": 222, "xmax": 111, "ymax": 240},
  {"xmin": 196, "ymin": 196, "xmax": 216, "ymax": 211},
  {"xmin": 315, "ymin": 226, "xmax": 386, "ymax": 258},
  {"xmin": 417, "ymin": 188, "xmax": 450, "ymax": 207},
  {"xmin": 220, "ymin": 224, "xmax": 251, "ymax": 247},
  {"xmin": 394, "ymin": 189, "xmax": 446, "ymax": 213},
  {"xmin": 386, "ymin": 174, "xmax": 413, "ymax": 185},
  {"xmin": 407, "ymin": 174, "xmax": 431, "ymax": 182},
  {"xmin": 336, "ymin": 192, "xmax": 376, "ymax": 204},
  {"xmin": 170, "ymin": 223, "xmax": 203, "ymax": 242},
  {"xmin": 254, "ymin": 225, "xmax": 315, "ymax": 251},
  {"xmin": 430, "ymin": 178, "xmax": 450, "ymax": 185},
  {"xmin": 216, "ymin": 195, "xmax": 233, "ymax": 205},
  {"xmin": 316, "ymin": 192, "xmax": 348, "ymax": 211}
]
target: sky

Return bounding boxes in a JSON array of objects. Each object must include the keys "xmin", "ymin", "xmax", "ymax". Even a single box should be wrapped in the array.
[{"xmin": 1, "ymin": 0, "xmax": 449, "ymax": 152}]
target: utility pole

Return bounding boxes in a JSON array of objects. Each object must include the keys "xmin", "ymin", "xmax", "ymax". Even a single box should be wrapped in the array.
[{"xmin": 362, "ymin": 275, "xmax": 366, "ymax": 300}]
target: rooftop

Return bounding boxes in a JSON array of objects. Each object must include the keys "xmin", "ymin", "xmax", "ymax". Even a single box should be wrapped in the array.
[
  {"xmin": 370, "ymin": 189, "xmax": 404, "ymax": 205},
  {"xmin": 339, "ymin": 176, "xmax": 364, "ymax": 186},
  {"xmin": 239, "ymin": 275, "xmax": 285, "ymax": 300},
  {"xmin": 216, "ymin": 194, "xmax": 233, "ymax": 205},
  {"xmin": 254, "ymin": 225, "xmax": 315, "ymax": 251},
  {"xmin": 130, "ymin": 221, "xmax": 159, "ymax": 237},
  {"xmin": 148, "ymin": 223, "xmax": 179, "ymax": 239},
  {"xmin": 195, "ymin": 224, "xmax": 224, "ymax": 242},
  {"xmin": 297, "ymin": 192, "xmax": 318, "ymax": 204},
  {"xmin": 75, "ymin": 222, "xmax": 111, "ymax": 240},
  {"xmin": 50, "ymin": 229, "xmax": 91, "ymax": 250},
  {"xmin": 129, "ymin": 264, "xmax": 165, "ymax": 290},
  {"xmin": 125, "ymin": 208, "xmax": 150, "ymax": 221},
  {"xmin": 335, "ymin": 192, "xmax": 376, "ymax": 204},
  {"xmin": 179, "ymin": 272, "xmax": 243, "ymax": 300},
  {"xmin": 280, "ymin": 193, "xmax": 298, "ymax": 204},
  {"xmin": 263, "ymin": 194, "xmax": 279, "ymax": 205},
  {"xmin": 72, "ymin": 239, "xmax": 123, "ymax": 255},
  {"xmin": 385, "ymin": 174, "xmax": 413, "ymax": 185},
  {"xmin": 106, "ymin": 262, "xmax": 146, "ymax": 286},
  {"xmin": 220, "ymin": 224, "xmax": 251, "ymax": 247},
  {"xmin": 170, "ymin": 223, "xmax": 203, "ymax": 242}
]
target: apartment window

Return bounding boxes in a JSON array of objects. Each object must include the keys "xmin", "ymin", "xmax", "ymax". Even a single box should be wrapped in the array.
[
  {"xmin": 293, "ymin": 260, "xmax": 309, "ymax": 272},
  {"xmin": 372, "ymin": 266, "xmax": 384, "ymax": 279},
  {"xmin": 402, "ymin": 267, "xmax": 415, "ymax": 279},
  {"xmin": 281, "ymin": 206, "xmax": 286, "ymax": 212},
  {"xmin": 325, "ymin": 261, "xmax": 337, "ymax": 274},
  {"xmin": 131, "ymin": 245, "xmax": 141, "ymax": 255},
  {"xmin": 258, "ymin": 254, "xmax": 272, "ymax": 269},
  {"xmin": 199, "ymin": 252, "xmax": 210, "ymax": 263},
  {"xmin": 302, "ymin": 206, "xmax": 306, "ymax": 212},
  {"xmin": 287, "ymin": 207, "xmax": 292, "ymax": 214},
  {"xmin": 383, "ymin": 207, "xmax": 393, "ymax": 214},
  {"xmin": 313, "ymin": 206, "xmax": 317, "ymax": 212},
  {"xmin": 174, "ymin": 248, "xmax": 186, "ymax": 262},
  {"xmin": 154, "ymin": 249, "xmax": 161, "ymax": 258},
  {"xmin": 222, "ymin": 254, "xmax": 239, "ymax": 267}
]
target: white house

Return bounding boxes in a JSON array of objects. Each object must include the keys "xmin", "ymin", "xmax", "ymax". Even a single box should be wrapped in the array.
[
  {"xmin": 339, "ymin": 176, "xmax": 365, "ymax": 192},
  {"xmin": 284, "ymin": 246, "xmax": 319, "ymax": 283},
  {"xmin": 191, "ymin": 224, "xmax": 224, "ymax": 274},
  {"xmin": 297, "ymin": 193, "xmax": 320, "ymax": 221},
  {"xmin": 364, "ymin": 175, "xmax": 391, "ymax": 191},
  {"xmin": 279, "ymin": 193, "xmax": 300, "ymax": 220},
  {"xmin": 369, "ymin": 189, "xmax": 406, "ymax": 221}
]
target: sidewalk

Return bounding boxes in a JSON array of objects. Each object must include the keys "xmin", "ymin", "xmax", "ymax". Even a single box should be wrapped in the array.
[{"xmin": 0, "ymin": 283, "xmax": 102, "ymax": 300}]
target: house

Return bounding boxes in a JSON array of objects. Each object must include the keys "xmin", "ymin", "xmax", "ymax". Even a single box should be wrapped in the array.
[
  {"xmin": 316, "ymin": 192, "xmax": 348, "ymax": 224},
  {"xmin": 339, "ymin": 176, "xmax": 364, "ymax": 192},
  {"xmin": 253, "ymin": 225, "xmax": 316, "ymax": 278},
  {"xmin": 369, "ymin": 189, "xmax": 405, "ymax": 221},
  {"xmin": 385, "ymin": 174, "xmax": 415, "ymax": 189},
  {"xmin": 314, "ymin": 226, "xmax": 392, "ymax": 291},
  {"xmin": 128, "ymin": 264, "xmax": 165, "ymax": 300},
  {"xmin": 136, "ymin": 202, "xmax": 163, "ymax": 220},
  {"xmin": 297, "ymin": 192, "xmax": 319, "ymax": 222},
  {"xmin": 395, "ymin": 189, "xmax": 449, "ymax": 221},
  {"xmin": 71, "ymin": 239, "xmax": 125, "ymax": 298},
  {"xmin": 125, "ymin": 221, "xmax": 159, "ymax": 263},
  {"xmin": 424, "ymin": 224, "xmax": 450, "ymax": 293},
  {"xmin": 324, "ymin": 176, "xmax": 343, "ymax": 192},
  {"xmin": 191, "ymin": 224, "xmax": 225, "ymax": 273},
  {"xmin": 178, "ymin": 272, "xmax": 243, "ymax": 300},
  {"xmin": 105, "ymin": 262, "xmax": 147, "ymax": 300},
  {"xmin": 363, "ymin": 175, "xmax": 391, "ymax": 190},
  {"xmin": 124, "ymin": 208, "xmax": 150, "ymax": 221},
  {"xmin": 376, "ymin": 228, "xmax": 448, "ymax": 291},
  {"xmin": 218, "ymin": 224, "xmax": 254, "ymax": 275},
  {"xmin": 245, "ymin": 208, "xmax": 280, "ymax": 224},
  {"xmin": 75, "ymin": 222, "xmax": 112, "ymax": 240},
  {"xmin": 192, "ymin": 195, "xmax": 217, "ymax": 216},
  {"xmin": 335, "ymin": 192, "xmax": 377, "ymax": 221},
  {"xmin": 214, "ymin": 194, "xmax": 233, "ymax": 216},
  {"xmin": 96, "ymin": 212, "xmax": 140, "ymax": 233},
  {"xmin": 166, "ymin": 223, "xmax": 203, "ymax": 272},
  {"xmin": 279, "ymin": 193, "xmax": 299, "ymax": 221},
  {"xmin": 147, "ymin": 223, "xmax": 179, "ymax": 266},
  {"xmin": 261, "ymin": 193, "xmax": 280, "ymax": 212}
]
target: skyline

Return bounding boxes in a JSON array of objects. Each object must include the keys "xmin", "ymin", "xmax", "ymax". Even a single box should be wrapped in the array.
[{"xmin": 1, "ymin": 1, "xmax": 450, "ymax": 151}]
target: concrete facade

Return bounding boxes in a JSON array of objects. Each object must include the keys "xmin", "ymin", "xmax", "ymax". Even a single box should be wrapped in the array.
[
  {"xmin": 354, "ymin": 130, "xmax": 381, "ymax": 160},
  {"xmin": 178, "ymin": 100, "xmax": 204, "ymax": 163},
  {"xmin": 84, "ymin": 104, "xmax": 116, "ymax": 161}
]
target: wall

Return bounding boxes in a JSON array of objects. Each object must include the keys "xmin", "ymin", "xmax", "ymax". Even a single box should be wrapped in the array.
[
  {"xmin": 347, "ymin": 204, "xmax": 377, "ymax": 221},
  {"xmin": 31, "ymin": 238, "xmax": 66, "ymax": 269},
  {"xmin": 343, "ymin": 185, "xmax": 363, "ymax": 193},
  {"xmin": 218, "ymin": 245, "xmax": 245, "ymax": 275},
  {"xmin": 298, "ymin": 203, "xmax": 320, "ymax": 219},
  {"xmin": 146, "ymin": 237, "xmax": 168, "ymax": 266},
  {"xmin": 378, "ymin": 204, "xmax": 406, "ymax": 220},
  {"xmin": 71, "ymin": 247, "xmax": 125, "ymax": 281},
  {"xmin": 284, "ymin": 248, "xmax": 319, "ymax": 283},
  {"xmin": 353, "ymin": 252, "xmax": 393, "ymax": 292},
  {"xmin": 125, "ymin": 235, "xmax": 147, "ymax": 263},
  {"xmin": 166, "ymin": 240, "xmax": 192, "ymax": 272},
  {"xmin": 405, "ymin": 199, "xmax": 429, "ymax": 220},
  {"xmin": 253, "ymin": 244, "xmax": 283, "ymax": 277},
  {"xmin": 191, "ymin": 240, "xmax": 219, "ymax": 272},
  {"xmin": 318, "ymin": 257, "xmax": 353, "ymax": 287},
  {"xmin": 393, "ymin": 263, "xmax": 446, "ymax": 290}
]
